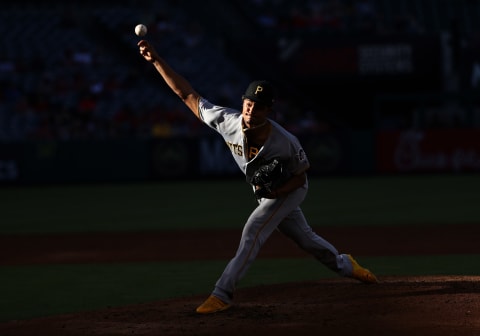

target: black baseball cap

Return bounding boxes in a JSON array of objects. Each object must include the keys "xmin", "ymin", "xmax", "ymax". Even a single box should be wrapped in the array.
[{"xmin": 242, "ymin": 80, "xmax": 275, "ymax": 107}]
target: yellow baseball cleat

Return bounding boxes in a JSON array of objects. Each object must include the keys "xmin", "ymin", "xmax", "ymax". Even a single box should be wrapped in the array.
[
  {"xmin": 347, "ymin": 255, "xmax": 379, "ymax": 284},
  {"xmin": 196, "ymin": 295, "xmax": 231, "ymax": 314}
]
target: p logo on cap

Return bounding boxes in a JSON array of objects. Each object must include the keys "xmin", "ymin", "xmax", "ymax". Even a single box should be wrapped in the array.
[
  {"xmin": 242, "ymin": 80, "xmax": 275, "ymax": 106},
  {"xmin": 254, "ymin": 85, "xmax": 263, "ymax": 95}
]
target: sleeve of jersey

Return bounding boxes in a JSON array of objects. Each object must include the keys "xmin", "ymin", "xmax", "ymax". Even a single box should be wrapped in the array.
[
  {"xmin": 198, "ymin": 97, "xmax": 237, "ymax": 132},
  {"xmin": 290, "ymin": 139, "xmax": 310, "ymax": 175}
]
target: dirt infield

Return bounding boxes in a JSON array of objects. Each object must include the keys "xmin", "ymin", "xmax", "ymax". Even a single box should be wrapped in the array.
[{"xmin": 1, "ymin": 224, "xmax": 480, "ymax": 336}]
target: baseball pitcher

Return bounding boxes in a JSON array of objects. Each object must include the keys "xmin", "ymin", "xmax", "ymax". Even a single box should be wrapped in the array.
[{"xmin": 137, "ymin": 39, "xmax": 378, "ymax": 314}]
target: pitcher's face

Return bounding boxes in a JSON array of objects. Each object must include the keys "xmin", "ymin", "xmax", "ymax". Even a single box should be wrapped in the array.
[{"xmin": 242, "ymin": 99, "xmax": 270, "ymax": 129}]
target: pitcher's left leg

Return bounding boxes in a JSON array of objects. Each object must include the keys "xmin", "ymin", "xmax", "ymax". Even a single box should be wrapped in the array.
[
  {"xmin": 277, "ymin": 208, "xmax": 353, "ymax": 276},
  {"xmin": 278, "ymin": 210, "xmax": 378, "ymax": 282}
]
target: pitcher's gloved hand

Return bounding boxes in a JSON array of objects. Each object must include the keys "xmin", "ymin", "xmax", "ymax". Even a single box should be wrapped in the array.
[{"xmin": 250, "ymin": 159, "xmax": 284, "ymax": 199}]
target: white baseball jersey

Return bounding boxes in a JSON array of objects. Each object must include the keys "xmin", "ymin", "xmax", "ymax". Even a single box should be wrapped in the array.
[{"xmin": 198, "ymin": 97, "xmax": 310, "ymax": 183}]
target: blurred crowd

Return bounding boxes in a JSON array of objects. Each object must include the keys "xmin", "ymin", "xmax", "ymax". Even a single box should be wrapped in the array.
[
  {"xmin": 247, "ymin": 0, "xmax": 424, "ymax": 36},
  {"xmin": 0, "ymin": 53, "xmax": 205, "ymax": 141},
  {"xmin": 0, "ymin": 1, "xmax": 336, "ymax": 142},
  {"xmin": 0, "ymin": 0, "xmax": 478, "ymax": 142}
]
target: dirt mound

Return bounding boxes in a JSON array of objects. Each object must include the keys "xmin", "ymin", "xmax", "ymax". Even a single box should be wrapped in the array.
[{"xmin": 2, "ymin": 276, "xmax": 479, "ymax": 336}]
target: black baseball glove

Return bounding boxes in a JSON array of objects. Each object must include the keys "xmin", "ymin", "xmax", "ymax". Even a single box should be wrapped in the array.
[{"xmin": 249, "ymin": 158, "xmax": 288, "ymax": 199}]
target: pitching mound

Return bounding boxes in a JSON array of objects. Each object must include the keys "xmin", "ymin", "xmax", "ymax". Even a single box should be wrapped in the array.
[{"xmin": 1, "ymin": 275, "xmax": 479, "ymax": 336}]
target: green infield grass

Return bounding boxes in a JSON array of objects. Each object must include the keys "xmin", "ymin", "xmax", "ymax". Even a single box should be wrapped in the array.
[{"xmin": 0, "ymin": 174, "xmax": 478, "ymax": 233}]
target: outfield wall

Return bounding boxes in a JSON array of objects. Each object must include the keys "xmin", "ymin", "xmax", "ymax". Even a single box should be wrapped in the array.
[{"xmin": 0, "ymin": 129, "xmax": 479, "ymax": 185}]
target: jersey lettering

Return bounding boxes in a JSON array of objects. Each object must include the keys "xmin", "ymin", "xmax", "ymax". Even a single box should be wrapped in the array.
[
  {"xmin": 226, "ymin": 141, "xmax": 243, "ymax": 157},
  {"xmin": 248, "ymin": 146, "xmax": 260, "ymax": 160}
]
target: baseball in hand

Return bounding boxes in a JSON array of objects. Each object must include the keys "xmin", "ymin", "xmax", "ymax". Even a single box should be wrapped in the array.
[{"xmin": 135, "ymin": 24, "xmax": 148, "ymax": 37}]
